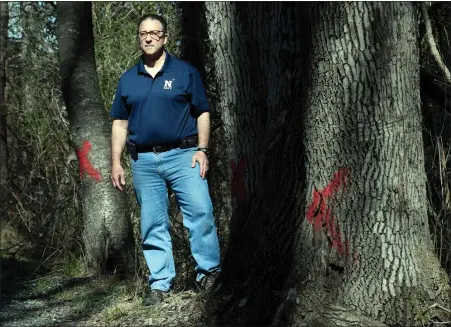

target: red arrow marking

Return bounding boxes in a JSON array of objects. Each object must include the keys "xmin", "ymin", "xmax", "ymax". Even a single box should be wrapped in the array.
[
  {"xmin": 231, "ymin": 157, "xmax": 248, "ymax": 202},
  {"xmin": 306, "ymin": 168, "xmax": 350, "ymax": 257},
  {"xmin": 76, "ymin": 140, "xmax": 101, "ymax": 182}
]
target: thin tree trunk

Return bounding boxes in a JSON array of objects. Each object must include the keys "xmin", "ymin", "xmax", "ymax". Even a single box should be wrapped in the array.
[
  {"xmin": 15, "ymin": 2, "xmax": 36, "ymax": 170},
  {"xmin": 56, "ymin": 2, "xmax": 133, "ymax": 274},
  {"xmin": 294, "ymin": 3, "xmax": 450, "ymax": 326},
  {"xmin": 20, "ymin": 2, "xmax": 34, "ymax": 115},
  {"xmin": 0, "ymin": 2, "xmax": 8, "ymax": 218}
]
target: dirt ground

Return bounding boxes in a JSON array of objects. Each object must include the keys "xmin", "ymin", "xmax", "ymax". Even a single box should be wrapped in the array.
[
  {"xmin": 3, "ymin": 257, "xmax": 449, "ymax": 327},
  {"xmin": 0, "ymin": 257, "xmax": 211, "ymax": 327}
]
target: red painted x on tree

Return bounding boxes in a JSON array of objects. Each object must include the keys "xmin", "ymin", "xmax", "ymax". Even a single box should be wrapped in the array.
[
  {"xmin": 230, "ymin": 157, "xmax": 247, "ymax": 202},
  {"xmin": 76, "ymin": 140, "xmax": 102, "ymax": 182},
  {"xmin": 306, "ymin": 168, "xmax": 356, "ymax": 262}
]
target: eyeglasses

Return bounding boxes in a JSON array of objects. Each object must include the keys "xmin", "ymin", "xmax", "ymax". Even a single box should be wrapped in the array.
[{"xmin": 138, "ymin": 30, "xmax": 165, "ymax": 41}]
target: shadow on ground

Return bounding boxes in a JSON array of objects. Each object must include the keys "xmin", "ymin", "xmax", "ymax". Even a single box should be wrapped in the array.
[
  {"xmin": 0, "ymin": 256, "xmax": 208, "ymax": 327},
  {"xmin": 1, "ymin": 256, "xmax": 50, "ymax": 300},
  {"xmin": 0, "ymin": 257, "xmax": 128, "ymax": 326},
  {"xmin": 1, "ymin": 256, "xmax": 94, "ymax": 301}
]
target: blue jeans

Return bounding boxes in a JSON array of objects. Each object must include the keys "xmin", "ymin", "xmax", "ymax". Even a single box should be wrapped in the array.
[{"xmin": 131, "ymin": 147, "xmax": 221, "ymax": 291}]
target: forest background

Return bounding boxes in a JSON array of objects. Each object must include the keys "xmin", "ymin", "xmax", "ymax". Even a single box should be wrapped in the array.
[{"xmin": 0, "ymin": 2, "xmax": 451, "ymax": 327}]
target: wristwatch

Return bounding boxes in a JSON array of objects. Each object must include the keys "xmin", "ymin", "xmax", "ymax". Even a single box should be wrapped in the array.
[{"xmin": 197, "ymin": 147, "xmax": 209, "ymax": 155}]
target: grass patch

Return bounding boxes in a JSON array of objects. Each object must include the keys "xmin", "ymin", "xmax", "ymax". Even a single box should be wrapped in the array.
[
  {"xmin": 54, "ymin": 252, "xmax": 89, "ymax": 278},
  {"xmin": 103, "ymin": 304, "xmax": 129, "ymax": 323}
]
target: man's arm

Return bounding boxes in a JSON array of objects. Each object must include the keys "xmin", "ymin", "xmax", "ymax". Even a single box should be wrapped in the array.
[
  {"xmin": 111, "ymin": 119, "xmax": 128, "ymax": 190},
  {"xmin": 191, "ymin": 112, "xmax": 210, "ymax": 179},
  {"xmin": 189, "ymin": 67, "xmax": 210, "ymax": 179},
  {"xmin": 197, "ymin": 112, "xmax": 210, "ymax": 148},
  {"xmin": 111, "ymin": 119, "xmax": 128, "ymax": 165}
]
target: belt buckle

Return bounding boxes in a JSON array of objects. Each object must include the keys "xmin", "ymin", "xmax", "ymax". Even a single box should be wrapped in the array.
[{"xmin": 152, "ymin": 146, "xmax": 159, "ymax": 153}]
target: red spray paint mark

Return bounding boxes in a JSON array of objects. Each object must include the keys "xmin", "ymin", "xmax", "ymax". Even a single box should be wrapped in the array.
[
  {"xmin": 231, "ymin": 157, "xmax": 247, "ymax": 202},
  {"xmin": 76, "ymin": 140, "xmax": 102, "ymax": 182},
  {"xmin": 306, "ymin": 168, "xmax": 351, "ymax": 258}
]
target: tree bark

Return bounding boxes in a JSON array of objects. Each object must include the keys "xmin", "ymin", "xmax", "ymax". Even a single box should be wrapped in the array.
[
  {"xmin": 295, "ymin": 2, "xmax": 450, "ymax": 326},
  {"xmin": 56, "ymin": 2, "xmax": 133, "ymax": 274},
  {"xmin": 204, "ymin": 2, "xmax": 450, "ymax": 327},
  {"xmin": 204, "ymin": 3, "xmax": 309, "ymax": 325},
  {"xmin": 179, "ymin": 1, "xmax": 233, "ymax": 273},
  {"xmin": 0, "ymin": 2, "xmax": 8, "ymax": 219}
]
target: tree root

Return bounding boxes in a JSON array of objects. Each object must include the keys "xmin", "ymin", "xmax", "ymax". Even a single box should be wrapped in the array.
[
  {"xmin": 295, "ymin": 304, "xmax": 390, "ymax": 327},
  {"xmin": 271, "ymin": 285, "xmax": 389, "ymax": 327}
]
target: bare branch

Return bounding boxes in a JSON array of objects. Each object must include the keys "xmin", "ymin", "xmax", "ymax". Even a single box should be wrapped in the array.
[
  {"xmin": 428, "ymin": 303, "xmax": 451, "ymax": 314},
  {"xmin": 421, "ymin": 2, "xmax": 451, "ymax": 84}
]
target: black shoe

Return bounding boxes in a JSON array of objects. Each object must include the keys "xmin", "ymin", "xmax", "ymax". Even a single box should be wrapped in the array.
[
  {"xmin": 142, "ymin": 288, "xmax": 171, "ymax": 306},
  {"xmin": 198, "ymin": 271, "xmax": 221, "ymax": 293}
]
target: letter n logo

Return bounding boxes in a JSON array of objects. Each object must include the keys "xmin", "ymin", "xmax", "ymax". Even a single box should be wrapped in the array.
[{"xmin": 164, "ymin": 80, "xmax": 172, "ymax": 90}]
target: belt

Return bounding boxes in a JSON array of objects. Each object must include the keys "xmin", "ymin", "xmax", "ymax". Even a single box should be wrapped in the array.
[
  {"xmin": 136, "ymin": 136, "xmax": 198, "ymax": 153},
  {"xmin": 137, "ymin": 143, "xmax": 181, "ymax": 153}
]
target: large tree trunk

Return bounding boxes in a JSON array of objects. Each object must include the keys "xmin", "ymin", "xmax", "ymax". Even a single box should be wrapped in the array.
[
  {"xmin": 204, "ymin": 3, "xmax": 308, "ymax": 325},
  {"xmin": 56, "ymin": 2, "xmax": 133, "ymax": 274},
  {"xmin": 294, "ymin": 2, "xmax": 450, "ymax": 326},
  {"xmin": 0, "ymin": 2, "xmax": 7, "ymax": 218},
  {"xmin": 203, "ymin": 2, "xmax": 450, "ymax": 327}
]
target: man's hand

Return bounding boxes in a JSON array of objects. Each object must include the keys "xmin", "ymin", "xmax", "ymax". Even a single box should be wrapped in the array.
[
  {"xmin": 111, "ymin": 163, "xmax": 126, "ymax": 191},
  {"xmin": 191, "ymin": 151, "xmax": 209, "ymax": 179}
]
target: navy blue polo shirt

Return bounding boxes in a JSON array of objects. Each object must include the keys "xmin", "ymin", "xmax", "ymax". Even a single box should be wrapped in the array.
[{"xmin": 110, "ymin": 51, "xmax": 210, "ymax": 145}]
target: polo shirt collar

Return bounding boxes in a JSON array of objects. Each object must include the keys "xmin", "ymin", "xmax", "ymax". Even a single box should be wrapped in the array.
[{"xmin": 138, "ymin": 49, "xmax": 172, "ymax": 75}]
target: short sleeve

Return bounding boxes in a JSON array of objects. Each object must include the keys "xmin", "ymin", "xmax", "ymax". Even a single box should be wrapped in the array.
[
  {"xmin": 110, "ymin": 78, "xmax": 129, "ymax": 120},
  {"xmin": 189, "ymin": 68, "xmax": 210, "ymax": 113}
]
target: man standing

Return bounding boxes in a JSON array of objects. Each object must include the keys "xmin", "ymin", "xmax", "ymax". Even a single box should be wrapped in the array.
[{"xmin": 110, "ymin": 14, "xmax": 221, "ymax": 306}]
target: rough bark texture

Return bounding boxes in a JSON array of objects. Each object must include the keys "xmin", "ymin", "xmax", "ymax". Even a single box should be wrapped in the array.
[
  {"xmin": 0, "ymin": 1, "xmax": 7, "ymax": 218},
  {"xmin": 294, "ymin": 3, "xmax": 450, "ymax": 326},
  {"xmin": 203, "ymin": 2, "xmax": 450, "ymax": 326},
  {"xmin": 56, "ymin": 2, "xmax": 133, "ymax": 274},
  {"xmin": 204, "ymin": 3, "xmax": 308, "ymax": 325}
]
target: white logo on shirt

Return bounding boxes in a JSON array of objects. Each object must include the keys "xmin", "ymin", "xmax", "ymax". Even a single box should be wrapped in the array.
[{"xmin": 164, "ymin": 80, "xmax": 174, "ymax": 90}]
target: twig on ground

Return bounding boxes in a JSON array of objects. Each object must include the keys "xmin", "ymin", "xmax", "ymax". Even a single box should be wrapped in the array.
[
  {"xmin": 430, "ymin": 322, "xmax": 451, "ymax": 325},
  {"xmin": 428, "ymin": 303, "xmax": 451, "ymax": 314}
]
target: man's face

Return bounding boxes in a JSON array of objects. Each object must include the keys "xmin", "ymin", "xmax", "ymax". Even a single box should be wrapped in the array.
[{"xmin": 138, "ymin": 19, "xmax": 167, "ymax": 56}]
